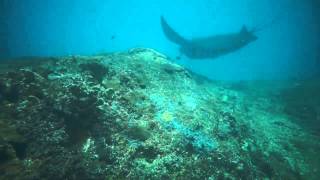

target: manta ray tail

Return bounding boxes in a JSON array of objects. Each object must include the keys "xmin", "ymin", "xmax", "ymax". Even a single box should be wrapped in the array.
[{"xmin": 161, "ymin": 16, "xmax": 188, "ymax": 46}]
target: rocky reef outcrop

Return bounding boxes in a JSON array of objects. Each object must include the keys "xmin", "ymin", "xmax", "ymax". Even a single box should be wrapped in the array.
[{"xmin": 0, "ymin": 48, "xmax": 319, "ymax": 179}]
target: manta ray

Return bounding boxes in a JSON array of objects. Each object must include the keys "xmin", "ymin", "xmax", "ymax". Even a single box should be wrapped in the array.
[{"xmin": 161, "ymin": 16, "xmax": 258, "ymax": 59}]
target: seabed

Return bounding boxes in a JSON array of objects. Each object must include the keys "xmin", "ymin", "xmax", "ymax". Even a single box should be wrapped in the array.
[{"xmin": 0, "ymin": 48, "xmax": 319, "ymax": 179}]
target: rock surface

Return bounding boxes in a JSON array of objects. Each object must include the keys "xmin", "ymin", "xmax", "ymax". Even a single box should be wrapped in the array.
[{"xmin": 0, "ymin": 48, "xmax": 319, "ymax": 179}]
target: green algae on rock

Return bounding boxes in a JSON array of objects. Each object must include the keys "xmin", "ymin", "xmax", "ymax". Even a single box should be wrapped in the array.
[{"xmin": 0, "ymin": 48, "xmax": 319, "ymax": 179}]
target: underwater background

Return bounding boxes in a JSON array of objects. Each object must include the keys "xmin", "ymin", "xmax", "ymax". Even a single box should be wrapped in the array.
[
  {"xmin": 0, "ymin": 0, "xmax": 320, "ymax": 179},
  {"xmin": 1, "ymin": 0, "xmax": 320, "ymax": 80}
]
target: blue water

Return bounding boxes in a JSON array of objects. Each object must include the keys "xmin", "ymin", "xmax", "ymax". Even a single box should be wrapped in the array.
[{"xmin": 1, "ymin": 0, "xmax": 319, "ymax": 80}]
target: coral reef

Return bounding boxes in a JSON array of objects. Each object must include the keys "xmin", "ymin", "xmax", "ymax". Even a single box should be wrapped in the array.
[{"xmin": 0, "ymin": 48, "xmax": 319, "ymax": 179}]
